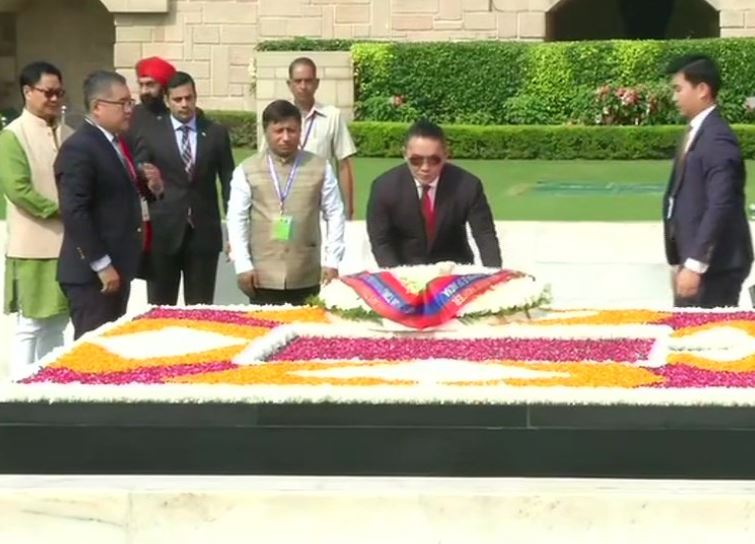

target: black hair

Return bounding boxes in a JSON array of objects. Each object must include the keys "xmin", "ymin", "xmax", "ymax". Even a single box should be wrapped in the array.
[
  {"xmin": 405, "ymin": 119, "xmax": 445, "ymax": 145},
  {"xmin": 288, "ymin": 57, "xmax": 317, "ymax": 79},
  {"xmin": 19, "ymin": 61, "xmax": 62, "ymax": 100},
  {"xmin": 83, "ymin": 70, "xmax": 127, "ymax": 111},
  {"xmin": 262, "ymin": 99, "xmax": 301, "ymax": 129},
  {"xmin": 666, "ymin": 54, "xmax": 721, "ymax": 98},
  {"xmin": 166, "ymin": 71, "xmax": 196, "ymax": 95}
]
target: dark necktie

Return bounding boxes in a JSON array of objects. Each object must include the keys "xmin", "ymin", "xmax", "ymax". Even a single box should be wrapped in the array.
[
  {"xmin": 421, "ymin": 184, "xmax": 435, "ymax": 242},
  {"xmin": 671, "ymin": 124, "xmax": 693, "ymax": 196},
  {"xmin": 180, "ymin": 125, "xmax": 193, "ymax": 178}
]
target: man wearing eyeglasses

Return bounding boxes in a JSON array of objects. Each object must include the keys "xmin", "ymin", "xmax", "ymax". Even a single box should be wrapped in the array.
[
  {"xmin": 54, "ymin": 71, "xmax": 163, "ymax": 339},
  {"xmin": 366, "ymin": 119, "xmax": 502, "ymax": 268},
  {"xmin": 0, "ymin": 62, "xmax": 71, "ymax": 379}
]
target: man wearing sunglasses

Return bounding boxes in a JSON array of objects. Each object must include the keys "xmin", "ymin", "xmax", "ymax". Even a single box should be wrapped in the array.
[
  {"xmin": 0, "ymin": 62, "xmax": 71, "ymax": 379},
  {"xmin": 367, "ymin": 120, "xmax": 502, "ymax": 268}
]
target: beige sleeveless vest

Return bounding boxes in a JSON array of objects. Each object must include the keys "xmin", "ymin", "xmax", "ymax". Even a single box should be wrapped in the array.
[
  {"xmin": 4, "ymin": 109, "xmax": 71, "ymax": 258},
  {"xmin": 241, "ymin": 150, "xmax": 326, "ymax": 289}
]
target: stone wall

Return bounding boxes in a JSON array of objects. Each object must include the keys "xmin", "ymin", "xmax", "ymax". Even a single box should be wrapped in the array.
[
  {"xmin": 14, "ymin": 0, "xmax": 115, "ymax": 120},
  {"xmin": 2, "ymin": 0, "xmax": 751, "ymax": 113},
  {"xmin": 254, "ymin": 50, "xmax": 353, "ymax": 140}
]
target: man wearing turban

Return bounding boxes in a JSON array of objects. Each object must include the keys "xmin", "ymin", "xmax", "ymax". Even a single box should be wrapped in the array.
[{"xmin": 124, "ymin": 56, "xmax": 176, "ymax": 151}]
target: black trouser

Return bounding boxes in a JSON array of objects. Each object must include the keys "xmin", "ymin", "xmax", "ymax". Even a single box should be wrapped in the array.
[
  {"xmin": 61, "ymin": 282, "xmax": 131, "ymax": 340},
  {"xmin": 674, "ymin": 268, "xmax": 750, "ymax": 308},
  {"xmin": 147, "ymin": 225, "xmax": 219, "ymax": 306},
  {"xmin": 248, "ymin": 285, "xmax": 320, "ymax": 306}
]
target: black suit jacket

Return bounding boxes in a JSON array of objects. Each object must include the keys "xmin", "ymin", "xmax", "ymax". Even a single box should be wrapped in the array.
[
  {"xmin": 134, "ymin": 114, "xmax": 234, "ymax": 255},
  {"xmin": 663, "ymin": 108, "xmax": 753, "ymax": 273},
  {"xmin": 55, "ymin": 122, "xmax": 146, "ymax": 285},
  {"xmin": 122, "ymin": 102, "xmax": 168, "ymax": 152},
  {"xmin": 367, "ymin": 162, "xmax": 502, "ymax": 268}
]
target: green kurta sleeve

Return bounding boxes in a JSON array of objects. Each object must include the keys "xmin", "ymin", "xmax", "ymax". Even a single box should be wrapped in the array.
[{"xmin": 0, "ymin": 129, "xmax": 58, "ymax": 219}]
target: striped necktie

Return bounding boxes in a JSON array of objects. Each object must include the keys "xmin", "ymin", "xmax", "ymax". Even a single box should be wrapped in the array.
[{"xmin": 180, "ymin": 124, "xmax": 193, "ymax": 178}]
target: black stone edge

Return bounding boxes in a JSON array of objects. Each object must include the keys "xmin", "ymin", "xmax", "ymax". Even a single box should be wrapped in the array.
[{"xmin": 3, "ymin": 401, "xmax": 755, "ymax": 430}]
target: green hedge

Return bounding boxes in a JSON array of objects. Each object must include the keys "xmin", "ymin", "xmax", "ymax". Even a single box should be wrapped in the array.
[
  {"xmin": 258, "ymin": 38, "xmax": 755, "ymax": 125},
  {"xmin": 350, "ymin": 123, "xmax": 755, "ymax": 160},
  {"xmin": 205, "ymin": 110, "xmax": 257, "ymax": 149}
]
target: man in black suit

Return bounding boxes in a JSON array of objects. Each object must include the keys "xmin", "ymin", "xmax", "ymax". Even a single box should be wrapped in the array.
[
  {"xmin": 55, "ymin": 71, "xmax": 163, "ymax": 339},
  {"xmin": 367, "ymin": 120, "xmax": 502, "ymax": 268},
  {"xmin": 664, "ymin": 54, "xmax": 753, "ymax": 308},
  {"xmin": 134, "ymin": 71, "xmax": 234, "ymax": 305}
]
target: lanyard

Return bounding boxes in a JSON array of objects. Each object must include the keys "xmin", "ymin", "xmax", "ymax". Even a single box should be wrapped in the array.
[
  {"xmin": 267, "ymin": 152, "xmax": 301, "ymax": 212},
  {"xmin": 300, "ymin": 113, "xmax": 316, "ymax": 149}
]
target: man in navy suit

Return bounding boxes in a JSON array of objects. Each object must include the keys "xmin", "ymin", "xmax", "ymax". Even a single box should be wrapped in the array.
[
  {"xmin": 663, "ymin": 54, "xmax": 753, "ymax": 308},
  {"xmin": 55, "ymin": 71, "xmax": 163, "ymax": 338}
]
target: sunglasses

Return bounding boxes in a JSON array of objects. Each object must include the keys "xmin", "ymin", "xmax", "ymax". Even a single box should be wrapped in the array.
[
  {"xmin": 408, "ymin": 155, "xmax": 442, "ymax": 167},
  {"xmin": 32, "ymin": 87, "xmax": 66, "ymax": 99}
]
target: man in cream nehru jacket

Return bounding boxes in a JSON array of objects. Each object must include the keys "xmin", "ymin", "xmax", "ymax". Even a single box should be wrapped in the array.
[{"xmin": 0, "ymin": 62, "xmax": 71, "ymax": 378}]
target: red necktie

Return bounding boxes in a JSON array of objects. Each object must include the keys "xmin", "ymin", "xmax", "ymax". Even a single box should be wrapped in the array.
[
  {"xmin": 421, "ymin": 184, "xmax": 435, "ymax": 242},
  {"xmin": 116, "ymin": 137, "xmax": 152, "ymax": 253}
]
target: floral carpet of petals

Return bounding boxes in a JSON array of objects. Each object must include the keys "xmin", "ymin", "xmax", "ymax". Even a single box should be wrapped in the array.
[{"xmin": 13, "ymin": 306, "xmax": 755, "ymax": 404}]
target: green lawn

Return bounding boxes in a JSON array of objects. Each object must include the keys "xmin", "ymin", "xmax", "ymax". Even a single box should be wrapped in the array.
[
  {"xmin": 3, "ymin": 152, "xmax": 753, "ymax": 221},
  {"xmin": 233, "ymin": 149, "xmax": 681, "ymax": 221}
]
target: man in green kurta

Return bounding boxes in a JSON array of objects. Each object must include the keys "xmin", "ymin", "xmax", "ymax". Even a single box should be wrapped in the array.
[{"xmin": 0, "ymin": 62, "xmax": 71, "ymax": 379}]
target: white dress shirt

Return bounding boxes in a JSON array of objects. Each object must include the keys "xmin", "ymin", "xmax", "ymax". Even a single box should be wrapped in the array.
[
  {"xmin": 415, "ymin": 178, "xmax": 439, "ymax": 207},
  {"xmin": 682, "ymin": 104, "xmax": 717, "ymax": 275},
  {"xmin": 171, "ymin": 115, "xmax": 197, "ymax": 163},
  {"xmin": 226, "ymin": 155, "xmax": 346, "ymax": 275}
]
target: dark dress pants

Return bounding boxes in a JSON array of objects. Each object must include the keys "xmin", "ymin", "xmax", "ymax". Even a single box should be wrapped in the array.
[
  {"xmin": 147, "ymin": 224, "xmax": 219, "ymax": 306},
  {"xmin": 674, "ymin": 268, "xmax": 750, "ymax": 308},
  {"xmin": 61, "ymin": 282, "xmax": 131, "ymax": 340}
]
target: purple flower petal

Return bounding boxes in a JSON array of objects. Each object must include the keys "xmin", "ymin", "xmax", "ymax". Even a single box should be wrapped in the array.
[
  {"xmin": 269, "ymin": 337, "xmax": 654, "ymax": 363},
  {"xmin": 137, "ymin": 308, "xmax": 278, "ymax": 328}
]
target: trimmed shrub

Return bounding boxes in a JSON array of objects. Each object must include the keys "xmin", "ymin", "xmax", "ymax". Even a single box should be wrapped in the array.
[
  {"xmin": 259, "ymin": 38, "xmax": 755, "ymax": 125},
  {"xmin": 350, "ymin": 122, "xmax": 755, "ymax": 160},
  {"xmin": 205, "ymin": 110, "xmax": 257, "ymax": 149}
]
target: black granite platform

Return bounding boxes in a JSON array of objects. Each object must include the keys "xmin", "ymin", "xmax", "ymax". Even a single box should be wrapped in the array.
[{"xmin": 2, "ymin": 401, "xmax": 755, "ymax": 478}]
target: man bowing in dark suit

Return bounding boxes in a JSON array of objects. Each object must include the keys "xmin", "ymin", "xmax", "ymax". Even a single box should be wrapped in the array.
[
  {"xmin": 134, "ymin": 71, "xmax": 234, "ymax": 305},
  {"xmin": 367, "ymin": 120, "xmax": 501, "ymax": 268},
  {"xmin": 55, "ymin": 71, "xmax": 163, "ymax": 339},
  {"xmin": 663, "ymin": 54, "xmax": 753, "ymax": 308}
]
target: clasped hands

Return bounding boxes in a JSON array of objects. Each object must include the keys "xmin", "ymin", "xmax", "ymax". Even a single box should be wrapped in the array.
[{"xmin": 237, "ymin": 267, "xmax": 339, "ymax": 298}]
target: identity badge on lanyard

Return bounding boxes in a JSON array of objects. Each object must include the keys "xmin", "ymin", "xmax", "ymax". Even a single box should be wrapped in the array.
[
  {"xmin": 300, "ymin": 114, "xmax": 316, "ymax": 150},
  {"xmin": 267, "ymin": 153, "xmax": 300, "ymax": 242}
]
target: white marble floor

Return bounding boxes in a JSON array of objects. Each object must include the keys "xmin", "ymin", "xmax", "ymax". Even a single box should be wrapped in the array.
[{"xmin": 2, "ymin": 476, "xmax": 755, "ymax": 543}]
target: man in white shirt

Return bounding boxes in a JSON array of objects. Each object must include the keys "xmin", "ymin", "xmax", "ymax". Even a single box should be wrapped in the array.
[
  {"xmin": 259, "ymin": 57, "xmax": 357, "ymax": 219},
  {"xmin": 663, "ymin": 54, "xmax": 752, "ymax": 307},
  {"xmin": 227, "ymin": 99, "xmax": 345, "ymax": 306}
]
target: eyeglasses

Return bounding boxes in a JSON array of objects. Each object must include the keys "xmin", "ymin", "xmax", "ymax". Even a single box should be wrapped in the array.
[
  {"xmin": 408, "ymin": 155, "xmax": 442, "ymax": 167},
  {"xmin": 32, "ymin": 87, "xmax": 66, "ymax": 99},
  {"xmin": 98, "ymin": 98, "xmax": 136, "ymax": 110}
]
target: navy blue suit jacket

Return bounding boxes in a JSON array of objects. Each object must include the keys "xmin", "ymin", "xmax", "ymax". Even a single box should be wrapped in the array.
[
  {"xmin": 663, "ymin": 108, "xmax": 753, "ymax": 273},
  {"xmin": 55, "ymin": 121, "xmax": 146, "ymax": 285}
]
